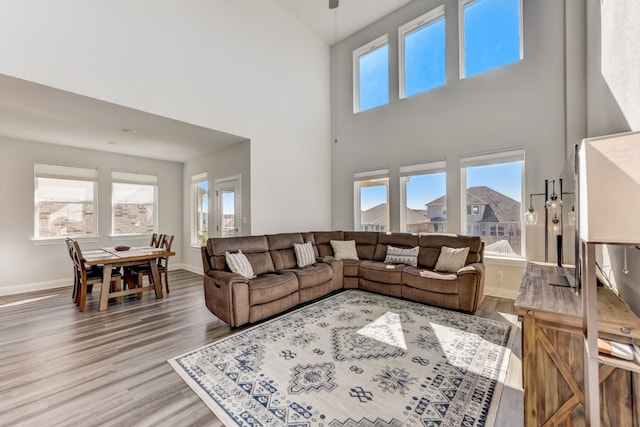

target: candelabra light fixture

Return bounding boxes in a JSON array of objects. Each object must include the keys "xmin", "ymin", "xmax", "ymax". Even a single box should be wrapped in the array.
[{"xmin": 525, "ymin": 179, "xmax": 571, "ymax": 265}]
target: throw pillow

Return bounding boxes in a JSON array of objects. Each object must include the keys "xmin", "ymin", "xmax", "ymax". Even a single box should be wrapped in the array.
[
  {"xmin": 293, "ymin": 242, "xmax": 315, "ymax": 268},
  {"xmin": 434, "ymin": 246, "xmax": 470, "ymax": 273},
  {"xmin": 225, "ymin": 250, "xmax": 256, "ymax": 279},
  {"xmin": 330, "ymin": 240, "xmax": 359, "ymax": 261},
  {"xmin": 384, "ymin": 245, "xmax": 419, "ymax": 267}
]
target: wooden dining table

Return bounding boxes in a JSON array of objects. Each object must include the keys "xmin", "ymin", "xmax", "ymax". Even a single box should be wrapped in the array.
[{"xmin": 82, "ymin": 246, "xmax": 175, "ymax": 311}]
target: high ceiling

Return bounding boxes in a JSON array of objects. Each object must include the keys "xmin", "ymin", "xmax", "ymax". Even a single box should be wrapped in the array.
[{"xmin": 0, "ymin": 0, "xmax": 413, "ymax": 163}]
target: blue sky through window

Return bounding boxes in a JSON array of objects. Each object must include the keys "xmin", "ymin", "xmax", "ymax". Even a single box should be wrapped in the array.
[
  {"xmin": 404, "ymin": 16, "xmax": 445, "ymax": 97},
  {"xmin": 406, "ymin": 173, "xmax": 446, "ymax": 209},
  {"xmin": 360, "ymin": 184, "xmax": 387, "ymax": 211},
  {"xmin": 359, "ymin": 44, "xmax": 389, "ymax": 111},
  {"xmin": 463, "ymin": 0, "xmax": 521, "ymax": 78},
  {"xmin": 466, "ymin": 161, "xmax": 521, "ymax": 201}
]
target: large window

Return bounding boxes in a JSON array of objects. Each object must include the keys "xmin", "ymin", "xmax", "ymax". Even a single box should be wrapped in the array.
[
  {"xmin": 400, "ymin": 161, "xmax": 447, "ymax": 233},
  {"xmin": 461, "ymin": 149, "xmax": 524, "ymax": 257},
  {"xmin": 191, "ymin": 172, "xmax": 208, "ymax": 247},
  {"xmin": 111, "ymin": 171, "xmax": 157, "ymax": 236},
  {"xmin": 353, "ymin": 34, "xmax": 389, "ymax": 113},
  {"xmin": 399, "ymin": 6, "xmax": 446, "ymax": 99},
  {"xmin": 34, "ymin": 163, "xmax": 97, "ymax": 239},
  {"xmin": 460, "ymin": 0, "xmax": 523, "ymax": 79},
  {"xmin": 354, "ymin": 170, "xmax": 389, "ymax": 232}
]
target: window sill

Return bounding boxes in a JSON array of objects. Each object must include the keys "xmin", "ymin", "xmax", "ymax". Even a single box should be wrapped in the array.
[
  {"xmin": 484, "ymin": 255, "xmax": 527, "ymax": 267},
  {"xmin": 33, "ymin": 236, "xmax": 99, "ymax": 246}
]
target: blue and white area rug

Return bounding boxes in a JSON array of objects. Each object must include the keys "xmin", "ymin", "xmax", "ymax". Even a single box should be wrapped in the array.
[{"xmin": 169, "ymin": 290, "xmax": 514, "ymax": 426}]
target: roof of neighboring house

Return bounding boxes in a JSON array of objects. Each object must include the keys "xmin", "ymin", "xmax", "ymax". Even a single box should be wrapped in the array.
[
  {"xmin": 425, "ymin": 186, "xmax": 521, "ymax": 224},
  {"xmin": 361, "ymin": 204, "xmax": 430, "ymax": 225},
  {"xmin": 360, "ymin": 203, "xmax": 388, "ymax": 226},
  {"xmin": 467, "ymin": 186, "xmax": 521, "ymax": 224}
]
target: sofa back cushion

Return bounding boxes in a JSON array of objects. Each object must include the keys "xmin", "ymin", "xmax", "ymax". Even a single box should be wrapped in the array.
[
  {"xmin": 207, "ymin": 236, "xmax": 275, "ymax": 275},
  {"xmin": 417, "ymin": 234, "xmax": 483, "ymax": 269},
  {"xmin": 312, "ymin": 231, "xmax": 345, "ymax": 257},
  {"xmin": 373, "ymin": 233, "xmax": 419, "ymax": 261},
  {"xmin": 344, "ymin": 231, "xmax": 379, "ymax": 260},
  {"xmin": 267, "ymin": 233, "xmax": 305, "ymax": 271}
]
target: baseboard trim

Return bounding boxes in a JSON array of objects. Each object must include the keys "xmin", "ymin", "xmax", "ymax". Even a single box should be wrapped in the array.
[
  {"xmin": 0, "ymin": 278, "xmax": 72, "ymax": 297},
  {"xmin": 484, "ymin": 286, "xmax": 517, "ymax": 300}
]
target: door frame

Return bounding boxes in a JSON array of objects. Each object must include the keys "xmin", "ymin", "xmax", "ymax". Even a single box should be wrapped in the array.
[{"xmin": 213, "ymin": 174, "xmax": 242, "ymax": 237}]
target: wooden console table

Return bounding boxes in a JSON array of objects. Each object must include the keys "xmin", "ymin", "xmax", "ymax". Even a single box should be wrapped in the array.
[{"xmin": 515, "ymin": 262, "xmax": 640, "ymax": 426}]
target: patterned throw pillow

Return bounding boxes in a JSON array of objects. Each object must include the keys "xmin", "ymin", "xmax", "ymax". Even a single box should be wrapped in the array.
[
  {"xmin": 330, "ymin": 240, "xmax": 359, "ymax": 260},
  {"xmin": 384, "ymin": 245, "xmax": 419, "ymax": 267},
  {"xmin": 434, "ymin": 246, "xmax": 470, "ymax": 273},
  {"xmin": 293, "ymin": 242, "xmax": 315, "ymax": 268},
  {"xmin": 225, "ymin": 250, "xmax": 256, "ymax": 279}
]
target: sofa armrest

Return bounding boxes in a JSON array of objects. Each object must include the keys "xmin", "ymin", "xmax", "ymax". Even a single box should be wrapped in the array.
[
  {"xmin": 316, "ymin": 255, "xmax": 335, "ymax": 263},
  {"xmin": 203, "ymin": 270, "xmax": 249, "ymax": 327},
  {"xmin": 206, "ymin": 269, "xmax": 249, "ymax": 286},
  {"xmin": 457, "ymin": 262, "xmax": 484, "ymax": 276},
  {"xmin": 456, "ymin": 262, "xmax": 485, "ymax": 313}
]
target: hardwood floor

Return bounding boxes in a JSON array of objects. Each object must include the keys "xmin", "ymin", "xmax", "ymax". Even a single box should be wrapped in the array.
[{"xmin": 0, "ymin": 270, "xmax": 523, "ymax": 426}]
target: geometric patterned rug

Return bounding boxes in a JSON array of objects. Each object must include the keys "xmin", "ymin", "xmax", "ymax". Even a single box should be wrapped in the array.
[{"xmin": 169, "ymin": 290, "xmax": 514, "ymax": 426}]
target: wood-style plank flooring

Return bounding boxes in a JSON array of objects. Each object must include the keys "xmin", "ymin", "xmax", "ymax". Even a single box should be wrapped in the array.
[{"xmin": 0, "ymin": 270, "xmax": 523, "ymax": 426}]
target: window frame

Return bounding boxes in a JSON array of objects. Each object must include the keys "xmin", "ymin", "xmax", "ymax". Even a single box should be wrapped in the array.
[
  {"xmin": 354, "ymin": 169, "xmax": 390, "ymax": 232},
  {"xmin": 353, "ymin": 34, "xmax": 389, "ymax": 114},
  {"xmin": 459, "ymin": 0, "xmax": 524, "ymax": 79},
  {"xmin": 33, "ymin": 162, "xmax": 98, "ymax": 240},
  {"xmin": 398, "ymin": 5, "xmax": 446, "ymax": 99},
  {"xmin": 399, "ymin": 160, "xmax": 447, "ymax": 233},
  {"xmin": 111, "ymin": 170, "xmax": 158, "ymax": 237},
  {"xmin": 190, "ymin": 172, "xmax": 208, "ymax": 248},
  {"xmin": 460, "ymin": 148, "xmax": 525, "ymax": 258}
]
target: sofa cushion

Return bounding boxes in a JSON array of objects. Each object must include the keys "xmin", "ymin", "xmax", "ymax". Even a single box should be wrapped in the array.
[
  {"xmin": 344, "ymin": 231, "xmax": 378, "ymax": 260},
  {"xmin": 330, "ymin": 240, "xmax": 359, "ymax": 260},
  {"xmin": 208, "ymin": 235, "xmax": 270, "ymax": 271},
  {"xmin": 267, "ymin": 233, "xmax": 304, "ymax": 270},
  {"xmin": 294, "ymin": 242, "xmax": 316, "ymax": 268},
  {"xmin": 245, "ymin": 252, "xmax": 276, "ymax": 276},
  {"xmin": 402, "ymin": 267, "xmax": 459, "ymax": 294},
  {"xmin": 248, "ymin": 272, "xmax": 298, "ymax": 306},
  {"xmin": 225, "ymin": 250, "xmax": 256, "ymax": 279},
  {"xmin": 435, "ymin": 246, "xmax": 470, "ymax": 273},
  {"xmin": 384, "ymin": 245, "xmax": 419, "ymax": 267},
  {"xmin": 285, "ymin": 263, "xmax": 333, "ymax": 289},
  {"xmin": 359, "ymin": 260, "xmax": 403, "ymax": 285},
  {"xmin": 343, "ymin": 259, "xmax": 360, "ymax": 277},
  {"xmin": 374, "ymin": 233, "xmax": 419, "ymax": 261},
  {"xmin": 417, "ymin": 234, "xmax": 483, "ymax": 268},
  {"xmin": 312, "ymin": 231, "xmax": 344, "ymax": 257}
]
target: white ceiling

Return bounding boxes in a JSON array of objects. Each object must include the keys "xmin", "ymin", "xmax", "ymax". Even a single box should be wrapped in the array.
[{"xmin": 0, "ymin": 0, "xmax": 412, "ymax": 163}]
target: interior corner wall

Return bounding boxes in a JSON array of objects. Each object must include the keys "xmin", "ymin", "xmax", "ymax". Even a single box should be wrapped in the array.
[
  {"xmin": 182, "ymin": 141, "xmax": 251, "ymax": 273},
  {"xmin": 586, "ymin": 0, "xmax": 640, "ymax": 315},
  {"xmin": 331, "ymin": 0, "xmax": 576, "ymax": 264},
  {"xmin": 0, "ymin": 0, "xmax": 332, "ymax": 238},
  {"xmin": 0, "ymin": 137, "xmax": 182, "ymax": 295}
]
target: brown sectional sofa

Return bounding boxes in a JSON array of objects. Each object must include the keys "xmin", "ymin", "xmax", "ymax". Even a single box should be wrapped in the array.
[{"xmin": 201, "ymin": 231, "xmax": 485, "ymax": 327}]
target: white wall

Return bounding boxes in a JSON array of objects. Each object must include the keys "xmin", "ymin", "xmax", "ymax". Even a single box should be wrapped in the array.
[
  {"xmin": 0, "ymin": 137, "xmax": 183, "ymax": 295},
  {"xmin": 0, "ymin": 0, "xmax": 332, "ymax": 236},
  {"xmin": 182, "ymin": 141, "xmax": 251, "ymax": 273},
  {"xmin": 331, "ymin": 0, "xmax": 580, "ymax": 268}
]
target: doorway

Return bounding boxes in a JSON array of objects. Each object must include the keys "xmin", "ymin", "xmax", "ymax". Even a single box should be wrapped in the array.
[{"xmin": 214, "ymin": 175, "xmax": 241, "ymax": 237}]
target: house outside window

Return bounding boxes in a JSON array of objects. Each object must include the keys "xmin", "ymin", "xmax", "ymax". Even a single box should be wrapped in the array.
[
  {"xmin": 400, "ymin": 161, "xmax": 447, "ymax": 233},
  {"xmin": 191, "ymin": 172, "xmax": 208, "ymax": 247},
  {"xmin": 399, "ymin": 6, "xmax": 446, "ymax": 99},
  {"xmin": 34, "ymin": 162, "xmax": 97, "ymax": 239},
  {"xmin": 353, "ymin": 34, "xmax": 389, "ymax": 113},
  {"xmin": 460, "ymin": 0, "xmax": 523, "ymax": 79},
  {"xmin": 460, "ymin": 148, "xmax": 524, "ymax": 257},
  {"xmin": 111, "ymin": 171, "xmax": 158, "ymax": 236},
  {"xmin": 354, "ymin": 169, "xmax": 389, "ymax": 232}
]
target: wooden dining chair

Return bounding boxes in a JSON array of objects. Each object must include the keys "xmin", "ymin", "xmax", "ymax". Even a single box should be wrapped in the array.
[
  {"xmin": 132, "ymin": 234, "xmax": 174, "ymax": 295},
  {"xmin": 69, "ymin": 240, "xmax": 122, "ymax": 312}
]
